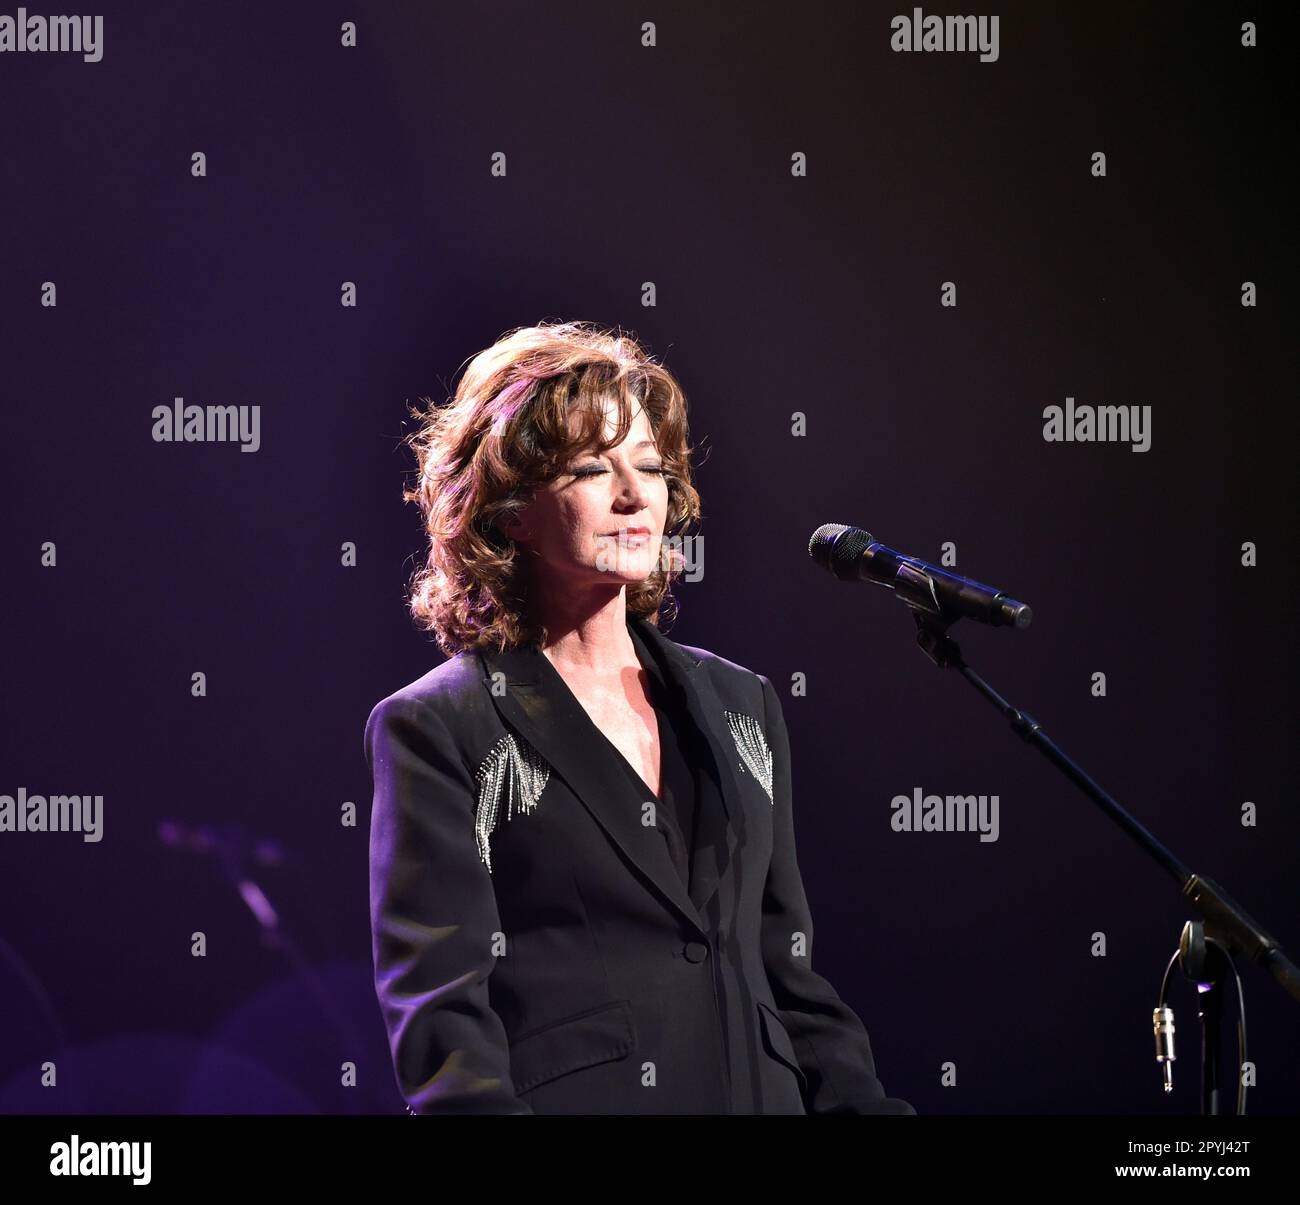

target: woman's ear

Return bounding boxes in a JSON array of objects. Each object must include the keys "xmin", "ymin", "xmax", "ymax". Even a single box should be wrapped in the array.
[
  {"xmin": 496, "ymin": 489, "xmax": 540, "ymax": 545},
  {"xmin": 499, "ymin": 513, "xmax": 529, "ymax": 544}
]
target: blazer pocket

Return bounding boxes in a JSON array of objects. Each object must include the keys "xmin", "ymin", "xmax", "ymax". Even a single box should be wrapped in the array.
[
  {"xmin": 508, "ymin": 999, "xmax": 637, "ymax": 1096},
  {"xmin": 756, "ymin": 1000, "xmax": 808, "ymax": 1096}
]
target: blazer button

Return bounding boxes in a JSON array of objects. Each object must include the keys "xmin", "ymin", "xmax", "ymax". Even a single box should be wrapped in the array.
[{"xmin": 683, "ymin": 940, "xmax": 710, "ymax": 963}]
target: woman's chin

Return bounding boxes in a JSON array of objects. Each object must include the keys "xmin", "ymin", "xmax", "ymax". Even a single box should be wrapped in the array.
[
  {"xmin": 593, "ymin": 543, "xmax": 660, "ymax": 578},
  {"xmin": 600, "ymin": 567, "xmax": 655, "ymax": 584}
]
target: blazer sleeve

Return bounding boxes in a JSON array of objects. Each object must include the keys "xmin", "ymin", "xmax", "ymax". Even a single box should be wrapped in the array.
[
  {"xmin": 365, "ymin": 694, "xmax": 534, "ymax": 1115},
  {"xmin": 756, "ymin": 673, "xmax": 916, "ymax": 1115}
]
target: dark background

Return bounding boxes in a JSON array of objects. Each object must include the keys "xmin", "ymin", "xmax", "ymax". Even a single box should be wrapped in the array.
[{"xmin": 1, "ymin": 1, "xmax": 1295, "ymax": 1114}]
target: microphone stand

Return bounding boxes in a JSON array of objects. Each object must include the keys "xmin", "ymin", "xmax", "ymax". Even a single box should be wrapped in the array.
[{"xmin": 907, "ymin": 608, "xmax": 1299, "ymax": 1114}]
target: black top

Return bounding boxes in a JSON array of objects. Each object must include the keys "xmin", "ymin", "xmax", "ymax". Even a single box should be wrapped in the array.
[{"xmin": 595, "ymin": 635, "xmax": 701, "ymax": 890}]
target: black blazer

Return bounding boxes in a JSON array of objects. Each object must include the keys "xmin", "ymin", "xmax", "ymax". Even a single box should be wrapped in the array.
[{"xmin": 365, "ymin": 611, "xmax": 915, "ymax": 1115}]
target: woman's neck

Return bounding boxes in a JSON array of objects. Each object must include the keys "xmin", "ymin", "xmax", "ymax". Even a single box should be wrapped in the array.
[{"xmin": 535, "ymin": 591, "xmax": 639, "ymax": 680}]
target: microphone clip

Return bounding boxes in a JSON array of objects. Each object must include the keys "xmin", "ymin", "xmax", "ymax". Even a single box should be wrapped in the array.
[{"xmin": 912, "ymin": 610, "xmax": 966, "ymax": 671}]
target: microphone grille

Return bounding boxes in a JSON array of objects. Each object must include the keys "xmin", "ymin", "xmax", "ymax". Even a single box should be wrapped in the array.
[{"xmin": 808, "ymin": 522, "xmax": 873, "ymax": 577}]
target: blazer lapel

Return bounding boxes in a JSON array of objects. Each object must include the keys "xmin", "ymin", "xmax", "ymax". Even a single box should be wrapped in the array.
[{"xmin": 476, "ymin": 613, "xmax": 747, "ymax": 935}]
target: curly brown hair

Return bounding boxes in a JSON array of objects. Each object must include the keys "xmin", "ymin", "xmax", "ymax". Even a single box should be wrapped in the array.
[{"xmin": 401, "ymin": 320, "xmax": 704, "ymax": 656}]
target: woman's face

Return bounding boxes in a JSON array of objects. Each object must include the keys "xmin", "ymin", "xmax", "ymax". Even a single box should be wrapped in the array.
[{"xmin": 504, "ymin": 398, "xmax": 670, "ymax": 590}]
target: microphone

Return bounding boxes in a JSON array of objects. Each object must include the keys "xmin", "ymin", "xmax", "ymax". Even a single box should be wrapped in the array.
[{"xmin": 807, "ymin": 523, "xmax": 1032, "ymax": 630}]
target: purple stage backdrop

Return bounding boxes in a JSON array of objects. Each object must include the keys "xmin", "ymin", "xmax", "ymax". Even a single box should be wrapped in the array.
[{"xmin": 1, "ymin": 0, "xmax": 1296, "ymax": 1117}]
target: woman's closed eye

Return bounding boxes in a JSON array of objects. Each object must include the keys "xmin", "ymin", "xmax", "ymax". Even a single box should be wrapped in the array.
[{"xmin": 573, "ymin": 464, "xmax": 667, "ymax": 478}]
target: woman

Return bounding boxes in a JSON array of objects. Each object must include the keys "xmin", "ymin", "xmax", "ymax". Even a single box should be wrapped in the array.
[{"xmin": 365, "ymin": 321, "xmax": 914, "ymax": 1115}]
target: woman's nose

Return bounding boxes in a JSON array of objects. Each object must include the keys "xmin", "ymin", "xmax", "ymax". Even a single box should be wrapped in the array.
[{"xmin": 613, "ymin": 464, "xmax": 647, "ymax": 505}]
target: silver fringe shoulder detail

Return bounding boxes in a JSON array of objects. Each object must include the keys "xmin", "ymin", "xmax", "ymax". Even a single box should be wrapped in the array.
[
  {"xmin": 724, "ymin": 710, "xmax": 773, "ymax": 805},
  {"xmin": 473, "ymin": 731, "xmax": 551, "ymax": 873}
]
